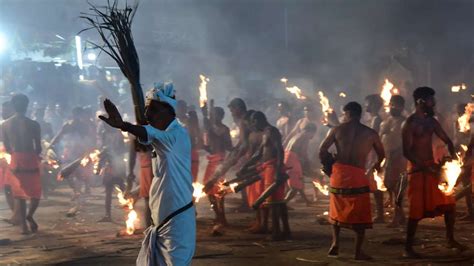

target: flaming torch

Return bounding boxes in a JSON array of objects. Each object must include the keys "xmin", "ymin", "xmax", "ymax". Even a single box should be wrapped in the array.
[
  {"xmin": 373, "ymin": 170, "xmax": 387, "ymax": 192},
  {"xmin": 198, "ymin": 74, "xmax": 210, "ymax": 108},
  {"xmin": 286, "ymin": 86, "xmax": 307, "ymax": 100},
  {"xmin": 192, "ymin": 182, "xmax": 206, "ymax": 202},
  {"xmin": 318, "ymin": 91, "xmax": 333, "ymax": 125},
  {"xmin": 438, "ymin": 157, "xmax": 463, "ymax": 196},
  {"xmin": 457, "ymin": 103, "xmax": 474, "ymax": 133},
  {"xmin": 116, "ymin": 187, "xmax": 139, "ymax": 235},
  {"xmin": 313, "ymin": 181, "xmax": 329, "ymax": 196},
  {"xmin": 380, "ymin": 79, "xmax": 399, "ymax": 113},
  {"xmin": 451, "ymin": 83, "xmax": 467, "ymax": 93}
]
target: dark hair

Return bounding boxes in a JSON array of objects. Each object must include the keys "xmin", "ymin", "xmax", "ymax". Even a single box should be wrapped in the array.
[
  {"xmin": 148, "ymin": 100, "xmax": 176, "ymax": 117},
  {"xmin": 251, "ymin": 111, "xmax": 267, "ymax": 124},
  {"xmin": 390, "ymin": 95, "xmax": 405, "ymax": 107},
  {"xmin": 228, "ymin": 98, "xmax": 247, "ymax": 111},
  {"xmin": 343, "ymin": 102, "xmax": 362, "ymax": 118},
  {"xmin": 413, "ymin": 87, "xmax": 435, "ymax": 103},
  {"xmin": 213, "ymin": 107, "xmax": 225, "ymax": 121},
  {"xmin": 243, "ymin": 109, "xmax": 256, "ymax": 122},
  {"xmin": 365, "ymin": 94, "xmax": 384, "ymax": 111},
  {"xmin": 11, "ymin": 93, "xmax": 29, "ymax": 114},
  {"xmin": 303, "ymin": 123, "xmax": 317, "ymax": 133}
]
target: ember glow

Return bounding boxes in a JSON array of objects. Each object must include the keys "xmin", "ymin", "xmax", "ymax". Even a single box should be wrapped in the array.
[
  {"xmin": 380, "ymin": 79, "xmax": 399, "ymax": 113},
  {"xmin": 115, "ymin": 187, "xmax": 138, "ymax": 235},
  {"xmin": 286, "ymin": 86, "xmax": 307, "ymax": 100},
  {"xmin": 230, "ymin": 128, "xmax": 239, "ymax": 139},
  {"xmin": 373, "ymin": 170, "xmax": 387, "ymax": 192},
  {"xmin": 457, "ymin": 103, "xmax": 474, "ymax": 133},
  {"xmin": 198, "ymin": 74, "xmax": 209, "ymax": 108},
  {"xmin": 438, "ymin": 157, "xmax": 463, "ymax": 195},
  {"xmin": 192, "ymin": 182, "xmax": 206, "ymax": 202},
  {"xmin": 80, "ymin": 150, "xmax": 101, "ymax": 172},
  {"xmin": 313, "ymin": 181, "xmax": 329, "ymax": 196},
  {"xmin": 229, "ymin": 182, "xmax": 238, "ymax": 193},
  {"xmin": 318, "ymin": 91, "xmax": 333, "ymax": 125},
  {"xmin": 280, "ymin": 77, "xmax": 288, "ymax": 84},
  {"xmin": 0, "ymin": 151, "xmax": 11, "ymax": 165},
  {"xmin": 339, "ymin": 92, "xmax": 346, "ymax": 98}
]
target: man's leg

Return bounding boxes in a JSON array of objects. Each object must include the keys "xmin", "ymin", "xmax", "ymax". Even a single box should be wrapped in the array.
[
  {"xmin": 98, "ymin": 184, "xmax": 113, "ymax": 222},
  {"xmin": 445, "ymin": 210, "xmax": 466, "ymax": 250},
  {"xmin": 208, "ymin": 195, "xmax": 219, "ymax": 224},
  {"xmin": 328, "ymin": 225, "xmax": 340, "ymax": 257},
  {"xmin": 354, "ymin": 228, "xmax": 372, "ymax": 260},
  {"xmin": 16, "ymin": 198, "xmax": 29, "ymax": 234},
  {"xmin": 144, "ymin": 197, "xmax": 152, "ymax": 227},
  {"xmin": 26, "ymin": 198, "xmax": 40, "ymax": 232},
  {"xmin": 404, "ymin": 219, "xmax": 421, "ymax": 258},
  {"xmin": 373, "ymin": 191, "xmax": 384, "ymax": 223},
  {"xmin": 4, "ymin": 185, "xmax": 14, "ymax": 210},
  {"xmin": 280, "ymin": 203, "xmax": 291, "ymax": 239},
  {"xmin": 217, "ymin": 197, "xmax": 228, "ymax": 226},
  {"xmin": 284, "ymin": 188, "xmax": 297, "ymax": 203},
  {"xmin": 271, "ymin": 204, "xmax": 282, "ymax": 240},
  {"xmin": 297, "ymin": 189, "xmax": 313, "ymax": 206}
]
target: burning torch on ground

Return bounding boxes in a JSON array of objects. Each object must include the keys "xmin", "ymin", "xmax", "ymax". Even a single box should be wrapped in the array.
[{"xmin": 115, "ymin": 187, "xmax": 139, "ymax": 236}]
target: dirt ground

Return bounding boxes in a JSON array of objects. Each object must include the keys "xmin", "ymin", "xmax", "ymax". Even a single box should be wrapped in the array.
[{"xmin": 1, "ymin": 183, "xmax": 473, "ymax": 266}]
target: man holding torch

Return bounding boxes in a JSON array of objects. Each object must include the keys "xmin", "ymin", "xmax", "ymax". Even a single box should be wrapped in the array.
[{"xmin": 98, "ymin": 82, "xmax": 195, "ymax": 266}]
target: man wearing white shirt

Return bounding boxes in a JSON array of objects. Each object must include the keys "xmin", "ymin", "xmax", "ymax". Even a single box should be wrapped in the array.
[{"xmin": 99, "ymin": 82, "xmax": 195, "ymax": 266}]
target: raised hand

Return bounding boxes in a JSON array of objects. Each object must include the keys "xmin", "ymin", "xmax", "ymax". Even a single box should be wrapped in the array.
[{"xmin": 98, "ymin": 99, "xmax": 125, "ymax": 129}]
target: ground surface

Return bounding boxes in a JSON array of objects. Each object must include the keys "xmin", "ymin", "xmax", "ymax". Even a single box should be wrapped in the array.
[{"xmin": 1, "ymin": 183, "xmax": 474, "ymax": 266}]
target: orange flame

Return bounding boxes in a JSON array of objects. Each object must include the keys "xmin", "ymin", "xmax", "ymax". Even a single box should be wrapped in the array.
[
  {"xmin": 318, "ymin": 91, "xmax": 333, "ymax": 125},
  {"xmin": 115, "ymin": 187, "xmax": 138, "ymax": 235},
  {"xmin": 373, "ymin": 170, "xmax": 387, "ymax": 192},
  {"xmin": 230, "ymin": 128, "xmax": 239, "ymax": 139},
  {"xmin": 381, "ymin": 79, "xmax": 399, "ymax": 113},
  {"xmin": 438, "ymin": 156, "xmax": 463, "ymax": 195},
  {"xmin": 313, "ymin": 181, "xmax": 329, "ymax": 196},
  {"xmin": 0, "ymin": 151, "xmax": 11, "ymax": 165},
  {"xmin": 192, "ymin": 182, "xmax": 206, "ymax": 202},
  {"xmin": 458, "ymin": 103, "xmax": 474, "ymax": 133},
  {"xmin": 199, "ymin": 74, "xmax": 209, "ymax": 108},
  {"xmin": 286, "ymin": 86, "xmax": 307, "ymax": 100},
  {"xmin": 451, "ymin": 83, "xmax": 467, "ymax": 93}
]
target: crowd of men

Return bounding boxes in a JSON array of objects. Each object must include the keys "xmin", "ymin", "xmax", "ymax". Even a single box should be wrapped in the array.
[{"xmin": 0, "ymin": 84, "xmax": 472, "ymax": 263}]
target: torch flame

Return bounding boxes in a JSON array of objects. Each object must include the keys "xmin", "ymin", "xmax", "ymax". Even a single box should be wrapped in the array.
[
  {"xmin": 198, "ymin": 74, "xmax": 210, "ymax": 108},
  {"xmin": 457, "ymin": 103, "xmax": 474, "ymax": 133},
  {"xmin": 280, "ymin": 77, "xmax": 288, "ymax": 84},
  {"xmin": 229, "ymin": 183, "xmax": 238, "ymax": 193},
  {"xmin": 286, "ymin": 86, "xmax": 307, "ymax": 100},
  {"xmin": 451, "ymin": 83, "xmax": 467, "ymax": 93},
  {"xmin": 318, "ymin": 91, "xmax": 333, "ymax": 125},
  {"xmin": 192, "ymin": 182, "xmax": 206, "ymax": 202},
  {"xmin": 381, "ymin": 79, "xmax": 399, "ymax": 113},
  {"xmin": 0, "ymin": 152, "xmax": 11, "ymax": 165},
  {"xmin": 438, "ymin": 157, "xmax": 463, "ymax": 195},
  {"xmin": 339, "ymin": 92, "xmax": 347, "ymax": 98},
  {"xmin": 115, "ymin": 187, "xmax": 139, "ymax": 235},
  {"xmin": 230, "ymin": 128, "xmax": 239, "ymax": 139},
  {"xmin": 373, "ymin": 170, "xmax": 387, "ymax": 192},
  {"xmin": 313, "ymin": 181, "xmax": 329, "ymax": 196}
]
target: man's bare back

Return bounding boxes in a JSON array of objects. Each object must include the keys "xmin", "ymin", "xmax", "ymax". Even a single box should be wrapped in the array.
[
  {"xmin": 262, "ymin": 126, "xmax": 284, "ymax": 165},
  {"xmin": 3, "ymin": 114, "xmax": 41, "ymax": 154}
]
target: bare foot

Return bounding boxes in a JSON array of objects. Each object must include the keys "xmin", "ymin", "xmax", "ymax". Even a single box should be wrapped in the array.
[
  {"xmin": 97, "ymin": 216, "xmax": 113, "ymax": 223},
  {"xmin": 354, "ymin": 251, "xmax": 372, "ymax": 261},
  {"xmin": 26, "ymin": 216, "xmax": 38, "ymax": 233},
  {"xmin": 21, "ymin": 224, "xmax": 31, "ymax": 235},
  {"xmin": 403, "ymin": 248, "xmax": 422, "ymax": 259},
  {"xmin": 2, "ymin": 218, "xmax": 20, "ymax": 226},
  {"xmin": 327, "ymin": 245, "xmax": 339, "ymax": 258},
  {"xmin": 447, "ymin": 240, "xmax": 468, "ymax": 252}
]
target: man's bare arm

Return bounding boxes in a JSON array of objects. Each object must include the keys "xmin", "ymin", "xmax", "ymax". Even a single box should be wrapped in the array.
[
  {"xmin": 34, "ymin": 123, "xmax": 42, "ymax": 155},
  {"xmin": 402, "ymin": 119, "xmax": 423, "ymax": 167},
  {"xmin": 319, "ymin": 128, "xmax": 336, "ymax": 161},
  {"xmin": 433, "ymin": 118, "xmax": 456, "ymax": 158},
  {"xmin": 372, "ymin": 133, "xmax": 385, "ymax": 171}
]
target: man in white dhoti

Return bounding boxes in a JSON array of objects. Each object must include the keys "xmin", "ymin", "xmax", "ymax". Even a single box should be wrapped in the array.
[{"xmin": 98, "ymin": 82, "xmax": 195, "ymax": 266}]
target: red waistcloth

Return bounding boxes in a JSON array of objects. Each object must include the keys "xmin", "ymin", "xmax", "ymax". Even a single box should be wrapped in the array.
[
  {"xmin": 139, "ymin": 152, "xmax": 153, "ymax": 198},
  {"xmin": 9, "ymin": 152, "xmax": 41, "ymax": 199},
  {"xmin": 191, "ymin": 149, "xmax": 200, "ymax": 183},
  {"xmin": 284, "ymin": 151, "xmax": 303, "ymax": 190},
  {"xmin": 259, "ymin": 160, "xmax": 286, "ymax": 204},
  {"xmin": 407, "ymin": 162, "xmax": 455, "ymax": 220},
  {"xmin": 203, "ymin": 153, "xmax": 225, "ymax": 195},
  {"xmin": 329, "ymin": 163, "xmax": 372, "ymax": 229},
  {"xmin": 0, "ymin": 158, "xmax": 10, "ymax": 189}
]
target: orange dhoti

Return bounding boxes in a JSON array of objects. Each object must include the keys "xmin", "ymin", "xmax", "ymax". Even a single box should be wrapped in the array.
[
  {"xmin": 203, "ymin": 153, "xmax": 225, "ymax": 195},
  {"xmin": 9, "ymin": 152, "xmax": 41, "ymax": 199},
  {"xmin": 407, "ymin": 162, "xmax": 455, "ymax": 220},
  {"xmin": 138, "ymin": 152, "xmax": 153, "ymax": 198},
  {"xmin": 259, "ymin": 160, "xmax": 286, "ymax": 205},
  {"xmin": 191, "ymin": 149, "xmax": 200, "ymax": 183},
  {"xmin": 329, "ymin": 163, "xmax": 372, "ymax": 229},
  {"xmin": 284, "ymin": 151, "xmax": 304, "ymax": 190}
]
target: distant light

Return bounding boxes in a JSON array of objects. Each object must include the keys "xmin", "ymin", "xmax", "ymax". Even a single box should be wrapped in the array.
[
  {"xmin": 0, "ymin": 33, "xmax": 7, "ymax": 54},
  {"xmin": 55, "ymin": 34, "xmax": 65, "ymax": 41},
  {"xmin": 87, "ymin": 52, "xmax": 97, "ymax": 61},
  {"xmin": 280, "ymin": 77, "xmax": 288, "ymax": 83},
  {"xmin": 79, "ymin": 75, "xmax": 84, "ymax": 81},
  {"xmin": 75, "ymin": 36, "xmax": 83, "ymax": 70},
  {"xmin": 339, "ymin": 92, "xmax": 346, "ymax": 98}
]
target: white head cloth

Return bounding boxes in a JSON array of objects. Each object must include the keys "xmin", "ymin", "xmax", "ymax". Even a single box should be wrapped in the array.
[{"xmin": 145, "ymin": 81, "xmax": 177, "ymax": 112}]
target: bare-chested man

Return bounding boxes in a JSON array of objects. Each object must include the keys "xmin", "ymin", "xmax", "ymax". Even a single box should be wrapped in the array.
[
  {"xmin": 276, "ymin": 101, "xmax": 294, "ymax": 141},
  {"xmin": 284, "ymin": 123, "xmax": 317, "ymax": 206},
  {"xmin": 2, "ymin": 94, "xmax": 42, "ymax": 234},
  {"xmin": 201, "ymin": 102, "xmax": 232, "ymax": 226},
  {"xmin": 320, "ymin": 102, "xmax": 385, "ymax": 260},
  {"xmin": 284, "ymin": 105, "xmax": 318, "ymax": 146},
  {"xmin": 402, "ymin": 87, "xmax": 464, "ymax": 258},
  {"xmin": 32, "ymin": 106, "xmax": 54, "ymax": 141},
  {"xmin": 243, "ymin": 111, "xmax": 290, "ymax": 240},
  {"xmin": 364, "ymin": 94, "xmax": 385, "ymax": 223},
  {"xmin": 380, "ymin": 95, "xmax": 407, "ymax": 226}
]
